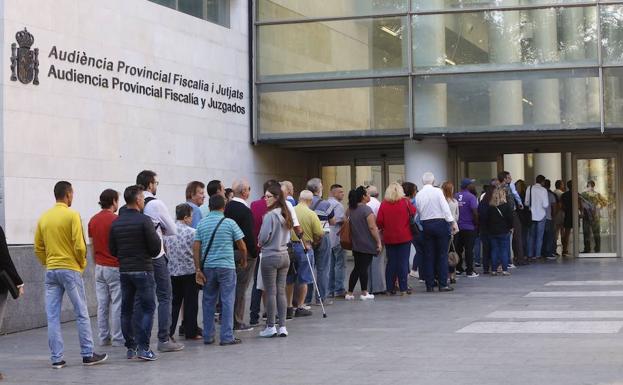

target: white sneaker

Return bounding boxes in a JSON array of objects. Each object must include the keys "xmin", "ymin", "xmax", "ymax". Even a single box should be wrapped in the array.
[
  {"xmin": 409, "ymin": 270, "xmax": 419, "ymax": 279},
  {"xmin": 345, "ymin": 294, "xmax": 355, "ymax": 301},
  {"xmin": 301, "ymin": 305, "xmax": 311, "ymax": 310},
  {"xmin": 360, "ymin": 293, "xmax": 375, "ymax": 300},
  {"xmin": 259, "ymin": 326, "xmax": 277, "ymax": 338},
  {"xmin": 466, "ymin": 272, "xmax": 480, "ymax": 278},
  {"xmin": 508, "ymin": 264, "xmax": 516, "ymax": 269},
  {"xmin": 278, "ymin": 327, "xmax": 288, "ymax": 337}
]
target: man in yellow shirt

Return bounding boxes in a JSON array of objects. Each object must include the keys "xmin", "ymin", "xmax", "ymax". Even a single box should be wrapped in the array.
[
  {"xmin": 34, "ymin": 181, "xmax": 107, "ymax": 369},
  {"xmin": 287, "ymin": 190, "xmax": 324, "ymax": 318}
]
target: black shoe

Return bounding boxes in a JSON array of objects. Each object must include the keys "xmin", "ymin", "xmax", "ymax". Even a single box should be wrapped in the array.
[
  {"xmin": 234, "ymin": 323, "xmax": 254, "ymax": 332},
  {"xmin": 439, "ymin": 286, "xmax": 454, "ymax": 292},
  {"xmin": 450, "ymin": 278, "xmax": 457, "ymax": 284},
  {"xmin": 178, "ymin": 325, "xmax": 185, "ymax": 336},
  {"xmin": 219, "ymin": 338, "xmax": 242, "ymax": 346},
  {"xmin": 82, "ymin": 353, "xmax": 108, "ymax": 366},
  {"xmin": 249, "ymin": 319, "xmax": 259, "ymax": 326},
  {"xmin": 295, "ymin": 307, "xmax": 312, "ymax": 317},
  {"xmin": 51, "ymin": 360, "xmax": 66, "ymax": 369},
  {"xmin": 286, "ymin": 307, "xmax": 294, "ymax": 320}
]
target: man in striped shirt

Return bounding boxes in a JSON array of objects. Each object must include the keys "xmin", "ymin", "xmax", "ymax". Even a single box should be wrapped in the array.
[{"xmin": 193, "ymin": 194, "xmax": 247, "ymax": 346}]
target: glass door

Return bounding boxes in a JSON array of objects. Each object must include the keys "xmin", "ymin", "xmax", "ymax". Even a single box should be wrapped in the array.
[{"xmin": 573, "ymin": 156, "xmax": 618, "ymax": 258}]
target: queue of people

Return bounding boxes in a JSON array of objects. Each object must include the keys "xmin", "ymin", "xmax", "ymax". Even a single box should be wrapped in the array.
[{"xmin": 0, "ymin": 169, "xmax": 586, "ymax": 374}]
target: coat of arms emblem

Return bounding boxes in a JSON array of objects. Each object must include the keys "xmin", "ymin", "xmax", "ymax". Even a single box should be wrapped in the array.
[{"xmin": 10, "ymin": 28, "xmax": 39, "ymax": 85}]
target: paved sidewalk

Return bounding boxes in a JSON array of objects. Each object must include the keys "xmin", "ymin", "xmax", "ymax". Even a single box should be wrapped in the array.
[{"xmin": 2, "ymin": 258, "xmax": 623, "ymax": 385}]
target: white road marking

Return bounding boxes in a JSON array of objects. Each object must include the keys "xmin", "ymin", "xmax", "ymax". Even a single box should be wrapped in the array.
[
  {"xmin": 457, "ymin": 321, "xmax": 623, "ymax": 334},
  {"xmin": 526, "ymin": 291, "xmax": 623, "ymax": 298},
  {"xmin": 486, "ymin": 311, "xmax": 623, "ymax": 319},
  {"xmin": 546, "ymin": 281, "xmax": 623, "ymax": 286}
]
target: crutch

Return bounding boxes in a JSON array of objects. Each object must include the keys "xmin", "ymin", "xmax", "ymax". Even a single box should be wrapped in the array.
[{"xmin": 299, "ymin": 240, "xmax": 327, "ymax": 318}]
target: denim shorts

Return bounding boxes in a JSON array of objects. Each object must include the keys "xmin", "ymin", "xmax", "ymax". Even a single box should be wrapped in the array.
[{"xmin": 286, "ymin": 242, "xmax": 315, "ymax": 285}]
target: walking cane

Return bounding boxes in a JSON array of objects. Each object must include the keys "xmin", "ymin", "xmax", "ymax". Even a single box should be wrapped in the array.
[{"xmin": 299, "ymin": 240, "xmax": 327, "ymax": 318}]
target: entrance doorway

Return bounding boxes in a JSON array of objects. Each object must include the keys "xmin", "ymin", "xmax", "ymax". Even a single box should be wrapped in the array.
[
  {"xmin": 321, "ymin": 159, "xmax": 405, "ymax": 199},
  {"xmin": 574, "ymin": 156, "xmax": 618, "ymax": 258},
  {"xmin": 456, "ymin": 148, "xmax": 620, "ymax": 258}
]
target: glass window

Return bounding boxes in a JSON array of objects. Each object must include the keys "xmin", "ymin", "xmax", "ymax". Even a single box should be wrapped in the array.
[
  {"xmin": 178, "ymin": 0, "xmax": 203, "ymax": 18},
  {"xmin": 413, "ymin": 6, "xmax": 597, "ymax": 72},
  {"xmin": 258, "ymin": 0, "xmax": 408, "ymax": 21},
  {"xmin": 601, "ymin": 4, "xmax": 623, "ymax": 64},
  {"xmin": 258, "ymin": 78, "xmax": 410, "ymax": 140},
  {"xmin": 321, "ymin": 166, "xmax": 352, "ymax": 199},
  {"xmin": 356, "ymin": 165, "xmax": 383, "ymax": 190},
  {"xmin": 414, "ymin": 69, "xmax": 600, "ymax": 134},
  {"xmin": 150, "ymin": 0, "xmax": 175, "ymax": 8},
  {"xmin": 604, "ymin": 67, "xmax": 623, "ymax": 127},
  {"xmin": 258, "ymin": 17, "xmax": 408, "ymax": 81},
  {"xmin": 413, "ymin": 0, "xmax": 596, "ymax": 12},
  {"xmin": 148, "ymin": 0, "xmax": 230, "ymax": 28}
]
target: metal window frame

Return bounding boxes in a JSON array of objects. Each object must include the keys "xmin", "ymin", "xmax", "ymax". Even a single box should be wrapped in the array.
[{"xmin": 252, "ymin": 1, "xmax": 623, "ymax": 143}]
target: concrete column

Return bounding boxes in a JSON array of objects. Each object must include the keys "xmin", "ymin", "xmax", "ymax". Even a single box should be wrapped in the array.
[
  {"xmin": 534, "ymin": 153, "xmax": 562, "ymax": 182},
  {"xmin": 562, "ymin": 7, "xmax": 588, "ymax": 125},
  {"xmin": 532, "ymin": 8, "xmax": 560, "ymax": 126},
  {"xmin": 414, "ymin": 0, "xmax": 447, "ymax": 130},
  {"xmin": 585, "ymin": 8, "xmax": 601, "ymax": 121},
  {"xmin": 504, "ymin": 154, "xmax": 525, "ymax": 181},
  {"xmin": 404, "ymin": 138, "xmax": 448, "ymax": 189},
  {"xmin": 488, "ymin": 4, "xmax": 523, "ymax": 126}
]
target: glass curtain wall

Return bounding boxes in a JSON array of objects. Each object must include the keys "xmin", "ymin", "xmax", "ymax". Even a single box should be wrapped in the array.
[{"xmin": 255, "ymin": 1, "xmax": 623, "ymax": 141}]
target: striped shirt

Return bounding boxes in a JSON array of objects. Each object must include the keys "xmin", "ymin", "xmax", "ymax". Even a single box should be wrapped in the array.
[{"xmin": 195, "ymin": 211, "xmax": 244, "ymax": 269}]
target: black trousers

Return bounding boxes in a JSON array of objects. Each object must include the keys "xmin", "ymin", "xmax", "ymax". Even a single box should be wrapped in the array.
[
  {"xmin": 349, "ymin": 252, "xmax": 374, "ymax": 292},
  {"xmin": 456, "ymin": 230, "xmax": 477, "ymax": 274},
  {"xmin": 170, "ymin": 274, "xmax": 199, "ymax": 338}
]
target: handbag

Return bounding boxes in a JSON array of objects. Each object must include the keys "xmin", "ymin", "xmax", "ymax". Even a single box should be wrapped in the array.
[
  {"xmin": 448, "ymin": 238, "xmax": 460, "ymax": 268},
  {"xmin": 405, "ymin": 199, "xmax": 419, "ymax": 237},
  {"xmin": 0, "ymin": 270, "xmax": 19, "ymax": 299},
  {"xmin": 339, "ymin": 215, "xmax": 352, "ymax": 250}
]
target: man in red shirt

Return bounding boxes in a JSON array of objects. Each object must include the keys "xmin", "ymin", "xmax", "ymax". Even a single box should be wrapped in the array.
[{"xmin": 88, "ymin": 189, "xmax": 123, "ymax": 347}]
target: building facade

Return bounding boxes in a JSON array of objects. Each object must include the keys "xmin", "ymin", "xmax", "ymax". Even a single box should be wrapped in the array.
[
  {"xmin": 0, "ymin": 0, "xmax": 310, "ymax": 333},
  {"xmin": 253, "ymin": 0, "xmax": 623, "ymax": 259}
]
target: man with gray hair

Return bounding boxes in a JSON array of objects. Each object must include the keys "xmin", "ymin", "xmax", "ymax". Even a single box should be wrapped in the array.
[
  {"xmin": 304, "ymin": 177, "xmax": 335, "ymax": 305},
  {"xmin": 224, "ymin": 179, "xmax": 256, "ymax": 331},
  {"xmin": 415, "ymin": 172, "xmax": 458, "ymax": 292}
]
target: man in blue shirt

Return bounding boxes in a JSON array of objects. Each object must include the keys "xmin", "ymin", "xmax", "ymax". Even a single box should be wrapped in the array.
[
  {"xmin": 193, "ymin": 194, "xmax": 247, "ymax": 346},
  {"xmin": 185, "ymin": 181, "xmax": 205, "ymax": 228}
]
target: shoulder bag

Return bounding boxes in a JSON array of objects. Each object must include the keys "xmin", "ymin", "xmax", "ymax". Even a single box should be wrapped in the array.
[
  {"xmin": 339, "ymin": 210, "xmax": 352, "ymax": 250},
  {"xmin": 404, "ymin": 199, "xmax": 419, "ymax": 238},
  {"xmin": 199, "ymin": 217, "xmax": 227, "ymax": 272},
  {"xmin": 448, "ymin": 237, "xmax": 460, "ymax": 268}
]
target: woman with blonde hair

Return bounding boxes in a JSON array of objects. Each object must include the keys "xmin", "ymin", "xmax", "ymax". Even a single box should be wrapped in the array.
[
  {"xmin": 377, "ymin": 183, "xmax": 416, "ymax": 295},
  {"xmin": 485, "ymin": 187, "xmax": 514, "ymax": 275},
  {"xmin": 441, "ymin": 182, "xmax": 459, "ymax": 283}
]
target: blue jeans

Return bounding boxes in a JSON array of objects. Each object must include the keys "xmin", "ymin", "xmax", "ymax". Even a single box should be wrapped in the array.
[
  {"xmin": 95, "ymin": 265, "xmax": 123, "ymax": 345},
  {"xmin": 422, "ymin": 220, "xmax": 451, "ymax": 289},
  {"xmin": 45, "ymin": 269, "xmax": 94, "ymax": 362},
  {"xmin": 120, "ymin": 271, "xmax": 156, "ymax": 351},
  {"xmin": 202, "ymin": 267, "xmax": 236, "ymax": 343},
  {"xmin": 412, "ymin": 231, "xmax": 425, "ymax": 271},
  {"xmin": 152, "ymin": 256, "xmax": 172, "ymax": 343},
  {"xmin": 385, "ymin": 242, "xmax": 411, "ymax": 292},
  {"xmin": 542, "ymin": 219, "xmax": 555, "ymax": 257},
  {"xmin": 473, "ymin": 236, "xmax": 481, "ymax": 264},
  {"xmin": 306, "ymin": 235, "xmax": 331, "ymax": 303},
  {"xmin": 490, "ymin": 234, "xmax": 511, "ymax": 272},
  {"xmin": 527, "ymin": 218, "xmax": 546, "ymax": 258},
  {"xmin": 329, "ymin": 244, "xmax": 346, "ymax": 296}
]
